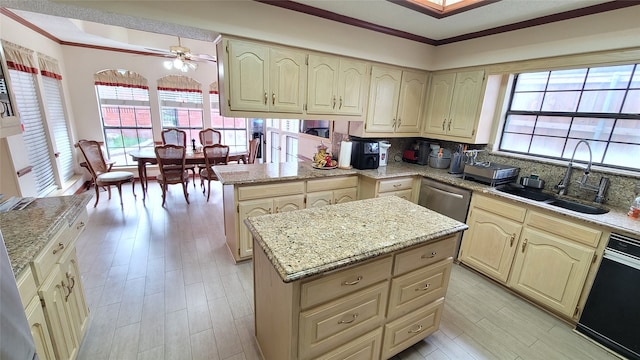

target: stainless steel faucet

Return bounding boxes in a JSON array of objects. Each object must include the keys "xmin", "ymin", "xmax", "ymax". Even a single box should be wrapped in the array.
[{"xmin": 555, "ymin": 140, "xmax": 609, "ymax": 203}]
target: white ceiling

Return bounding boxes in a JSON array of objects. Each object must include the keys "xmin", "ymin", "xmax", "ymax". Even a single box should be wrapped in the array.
[{"xmin": 0, "ymin": 0, "xmax": 630, "ymax": 55}]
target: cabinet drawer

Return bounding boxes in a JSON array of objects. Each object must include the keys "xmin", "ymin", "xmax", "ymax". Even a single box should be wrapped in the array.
[
  {"xmin": 314, "ymin": 328, "xmax": 382, "ymax": 360},
  {"xmin": 299, "ymin": 282, "xmax": 388, "ymax": 360},
  {"xmin": 473, "ymin": 194, "xmax": 526, "ymax": 222},
  {"xmin": 378, "ymin": 177, "xmax": 413, "ymax": 193},
  {"xmin": 388, "ymin": 258, "xmax": 452, "ymax": 319},
  {"xmin": 301, "ymin": 256, "xmax": 392, "ymax": 309},
  {"xmin": 377, "ymin": 189, "xmax": 413, "ymax": 201},
  {"xmin": 307, "ymin": 176, "xmax": 358, "ymax": 192},
  {"xmin": 16, "ymin": 267, "xmax": 38, "ymax": 308},
  {"xmin": 237, "ymin": 181, "xmax": 305, "ymax": 201},
  {"xmin": 382, "ymin": 297, "xmax": 444, "ymax": 359},
  {"xmin": 526, "ymin": 211, "xmax": 602, "ymax": 247},
  {"xmin": 393, "ymin": 236, "xmax": 456, "ymax": 275},
  {"xmin": 31, "ymin": 226, "xmax": 69, "ymax": 286},
  {"xmin": 66, "ymin": 210, "xmax": 88, "ymax": 246}
]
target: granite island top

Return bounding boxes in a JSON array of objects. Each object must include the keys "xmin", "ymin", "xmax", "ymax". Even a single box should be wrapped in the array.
[
  {"xmin": 244, "ymin": 196, "xmax": 468, "ymax": 283},
  {"xmin": 217, "ymin": 161, "xmax": 640, "ymax": 237},
  {"xmin": 0, "ymin": 194, "xmax": 92, "ymax": 276}
]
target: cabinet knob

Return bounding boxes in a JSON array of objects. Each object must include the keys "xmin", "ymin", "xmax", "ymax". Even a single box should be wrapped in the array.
[{"xmin": 52, "ymin": 242, "xmax": 65, "ymax": 255}]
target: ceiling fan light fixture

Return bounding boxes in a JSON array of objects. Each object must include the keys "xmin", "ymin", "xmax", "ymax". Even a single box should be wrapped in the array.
[
  {"xmin": 163, "ymin": 60, "xmax": 173, "ymax": 70},
  {"xmin": 173, "ymin": 58, "xmax": 184, "ymax": 68}
]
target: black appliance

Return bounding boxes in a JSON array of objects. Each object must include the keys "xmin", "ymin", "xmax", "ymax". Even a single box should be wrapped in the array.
[
  {"xmin": 576, "ymin": 232, "xmax": 640, "ymax": 360},
  {"xmin": 417, "ymin": 140, "xmax": 431, "ymax": 165},
  {"xmin": 351, "ymin": 139, "xmax": 379, "ymax": 170}
]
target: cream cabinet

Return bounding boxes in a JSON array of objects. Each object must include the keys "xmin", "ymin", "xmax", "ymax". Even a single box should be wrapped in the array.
[
  {"xmin": 423, "ymin": 70, "xmax": 485, "ymax": 142},
  {"xmin": 236, "ymin": 182, "xmax": 306, "ymax": 260},
  {"xmin": 17, "ymin": 268, "xmax": 56, "ymax": 360},
  {"xmin": 223, "ymin": 38, "xmax": 306, "ymax": 113},
  {"xmin": 15, "ymin": 209, "xmax": 89, "ymax": 360},
  {"xmin": 253, "ymin": 234, "xmax": 457, "ymax": 359},
  {"xmin": 307, "ymin": 55, "xmax": 368, "ymax": 116},
  {"xmin": 459, "ymin": 194, "xmax": 605, "ymax": 320},
  {"xmin": 356, "ymin": 66, "xmax": 428, "ymax": 137},
  {"xmin": 306, "ymin": 176, "xmax": 358, "ymax": 208},
  {"xmin": 358, "ymin": 176, "xmax": 420, "ymax": 203}
]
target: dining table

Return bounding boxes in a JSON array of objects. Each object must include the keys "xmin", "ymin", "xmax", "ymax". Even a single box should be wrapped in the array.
[{"xmin": 129, "ymin": 148, "xmax": 248, "ymax": 199}]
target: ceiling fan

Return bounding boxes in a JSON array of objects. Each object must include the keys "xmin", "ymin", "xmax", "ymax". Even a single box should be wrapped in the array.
[{"xmin": 147, "ymin": 37, "xmax": 216, "ymax": 72}]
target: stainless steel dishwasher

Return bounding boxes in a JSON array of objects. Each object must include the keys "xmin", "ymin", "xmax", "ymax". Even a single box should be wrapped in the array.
[{"xmin": 418, "ymin": 177, "xmax": 471, "ymax": 258}]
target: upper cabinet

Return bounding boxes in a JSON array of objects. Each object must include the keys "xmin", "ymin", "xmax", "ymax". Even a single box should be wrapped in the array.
[
  {"xmin": 350, "ymin": 66, "xmax": 428, "ymax": 137},
  {"xmin": 423, "ymin": 70, "xmax": 486, "ymax": 143},
  {"xmin": 307, "ymin": 55, "xmax": 369, "ymax": 116},
  {"xmin": 0, "ymin": 45, "xmax": 21, "ymax": 138},
  {"xmin": 221, "ymin": 38, "xmax": 306, "ymax": 114}
]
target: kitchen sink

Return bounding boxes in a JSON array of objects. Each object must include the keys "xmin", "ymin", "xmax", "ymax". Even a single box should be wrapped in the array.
[
  {"xmin": 496, "ymin": 185, "xmax": 556, "ymax": 201},
  {"xmin": 496, "ymin": 184, "xmax": 609, "ymax": 215},
  {"xmin": 547, "ymin": 199, "xmax": 609, "ymax": 215}
]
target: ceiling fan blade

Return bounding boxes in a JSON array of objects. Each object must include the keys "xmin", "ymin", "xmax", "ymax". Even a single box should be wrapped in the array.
[{"xmin": 190, "ymin": 53, "xmax": 217, "ymax": 62}]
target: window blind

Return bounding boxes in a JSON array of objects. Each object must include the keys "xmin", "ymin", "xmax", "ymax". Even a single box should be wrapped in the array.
[
  {"xmin": 9, "ymin": 69, "xmax": 56, "ymax": 196},
  {"xmin": 42, "ymin": 76, "xmax": 74, "ymax": 182}
]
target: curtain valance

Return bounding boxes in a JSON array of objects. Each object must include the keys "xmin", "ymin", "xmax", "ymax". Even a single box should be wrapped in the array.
[
  {"xmin": 94, "ymin": 69, "xmax": 148, "ymax": 89},
  {"xmin": 1, "ymin": 40, "xmax": 37, "ymax": 74},
  {"xmin": 209, "ymin": 81, "xmax": 218, "ymax": 94},
  {"xmin": 157, "ymin": 75, "xmax": 201, "ymax": 93},
  {"xmin": 37, "ymin": 53, "xmax": 62, "ymax": 80}
]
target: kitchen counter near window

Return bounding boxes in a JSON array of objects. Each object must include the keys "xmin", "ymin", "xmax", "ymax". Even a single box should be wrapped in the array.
[
  {"xmin": 0, "ymin": 194, "xmax": 91, "ymax": 276},
  {"xmin": 245, "ymin": 196, "xmax": 468, "ymax": 282}
]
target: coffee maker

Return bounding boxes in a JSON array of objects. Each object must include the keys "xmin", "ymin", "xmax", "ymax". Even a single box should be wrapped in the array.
[{"xmin": 351, "ymin": 139, "xmax": 379, "ymax": 169}]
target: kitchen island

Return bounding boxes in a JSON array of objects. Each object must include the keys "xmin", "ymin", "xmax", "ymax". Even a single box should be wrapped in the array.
[{"xmin": 244, "ymin": 196, "xmax": 468, "ymax": 360}]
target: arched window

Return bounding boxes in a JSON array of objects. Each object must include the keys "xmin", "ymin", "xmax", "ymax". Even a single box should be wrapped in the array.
[
  {"xmin": 94, "ymin": 69, "xmax": 152, "ymax": 166},
  {"xmin": 157, "ymin": 75, "xmax": 203, "ymax": 143}
]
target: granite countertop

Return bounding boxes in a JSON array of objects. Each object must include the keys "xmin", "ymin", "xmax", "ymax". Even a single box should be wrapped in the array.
[
  {"xmin": 244, "ymin": 196, "xmax": 468, "ymax": 283},
  {"xmin": 216, "ymin": 160, "xmax": 640, "ymax": 237},
  {"xmin": 0, "ymin": 194, "xmax": 92, "ymax": 276}
]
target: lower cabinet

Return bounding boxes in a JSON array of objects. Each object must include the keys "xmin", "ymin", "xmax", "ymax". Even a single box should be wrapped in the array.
[
  {"xmin": 225, "ymin": 176, "xmax": 358, "ymax": 262},
  {"xmin": 358, "ymin": 176, "xmax": 420, "ymax": 203},
  {"xmin": 16, "ymin": 209, "xmax": 90, "ymax": 360},
  {"xmin": 253, "ymin": 234, "xmax": 457, "ymax": 359},
  {"xmin": 460, "ymin": 194, "xmax": 604, "ymax": 320}
]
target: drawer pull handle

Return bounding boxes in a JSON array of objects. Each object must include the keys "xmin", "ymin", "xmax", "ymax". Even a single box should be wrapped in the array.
[
  {"xmin": 510, "ymin": 233, "xmax": 516, "ymax": 247},
  {"xmin": 416, "ymin": 283, "xmax": 431, "ymax": 291},
  {"xmin": 77, "ymin": 221, "xmax": 85, "ymax": 230},
  {"xmin": 522, "ymin": 238, "xmax": 528, "ymax": 253},
  {"xmin": 66, "ymin": 272, "xmax": 76, "ymax": 291},
  {"xmin": 393, "ymin": 184, "xmax": 402, "ymax": 188},
  {"xmin": 421, "ymin": 252, "xmax": 437, "ymax": 259},
  {"xmin": 342, "ymin": 276, "xmax": 363, "ymax": 286},
  {"xmin": 52, "ymin": 242, "xmax": 65, "ymax": 255},
  {"xmin": 338, "ymin": 313, "xmax": 358, "ymax": 324},
  {"xmin": 408, "ymin": 324, "xmax": 424, "ymax": 334},
  {"xmin": 61, "ymin": 280, "xmax": 71, "ymax": 302}
]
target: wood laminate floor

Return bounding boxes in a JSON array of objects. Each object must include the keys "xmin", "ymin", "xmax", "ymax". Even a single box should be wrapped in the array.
[{"xmin": 74, "ymin": 180, "xmax": 622, "ymax": 360}]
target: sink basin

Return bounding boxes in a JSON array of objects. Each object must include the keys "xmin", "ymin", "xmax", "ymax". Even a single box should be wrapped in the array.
[
  {"xmin": 496, "ymin": 185, "xmax": 556, "ymax": 201},
  {"xmin": 496, "ymin": 184, "xmax": 609, "ymax": 215},
  {"xmin": 547, "ymin": 199, "xmax": 609, "ymax": 215}
]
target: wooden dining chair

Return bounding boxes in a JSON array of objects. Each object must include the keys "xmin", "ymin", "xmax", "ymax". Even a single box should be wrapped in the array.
[
  {"xmin": 199, "ymin": 128, "xmax": 222, "ymax": 146},
  {"xmin": 247, "ymin": 138, "xmax": 259, "ymax": 164},
  {"xmin": 200, "ymin": 144, "xmax": 229, "ymax": 201},
  {"xmin": 77, "ymin": 140, "xmax": 136, "ymax": 208},
  {"xmin": 155, "ymin": 144, "xmax": 190, "ymax": 206},
  {"xmin": 161, "ymin": 128, "xmax": 197, "ymax": 187}
]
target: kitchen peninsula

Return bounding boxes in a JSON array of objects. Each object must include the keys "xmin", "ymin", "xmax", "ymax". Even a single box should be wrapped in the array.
[{"xmin": 244, "ymin": 196, "xmax": 468, "ymax": 359}]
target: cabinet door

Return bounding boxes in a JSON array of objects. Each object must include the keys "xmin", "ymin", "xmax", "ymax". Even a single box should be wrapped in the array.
[
  {"xmin": 307, "ymin": 55, "xmax": 339, "ymax": 114},
  {"xmin": 365, "ymin": 66, "xmax": 402, "ymax": 133},
  {"xmin": 447, "ymin": 70, "xmax": 484, "ymax": 138},
  {"xmin": 396, "ymin": 70, "xmax": 427, "ymax": 134},
  {"xmin": 459, "ymin": 208, "xmax": 522, "ymax": 283},
  {"xmin": 307, "ymin": 191, "xmax": 333, "ymax": 208},
  {"xmin": 336, "ymin": 59, "xmax": 368, "ymax": 115},
  {"xmin": 228, "ymin": 40, "xmax": 269, "ymax": 111},
  {"xmin": 333, "ymin": 187, "xmax": 357, "ymax": 205},
  {"xmin": 274, "ymin": 194, "xmax": 305, "ymax": 213},
  {"xmin": 238, "ymin": 198, "xmax": 273, "ymax": 258},
  {"xmin": 39, "ymin": 267, "xmax": 77, "ymax": 360},
  {"xmin": 423, "ymin": 73, "xmax": 455, "ymax": 136},
  {"xmin": 270, "ymin": 47, "xmax": 306, "ymax": 113},
  {"xmin": 24, "ymin": 296, "xmax": 56, "ymax": 360},
  {"xmin": 508, "ymin": 227, "xmax": 594, "ymax": 317},
  {"xmin": 59, "ymin": 248, "xmax": 89, "ymax": 345}
]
